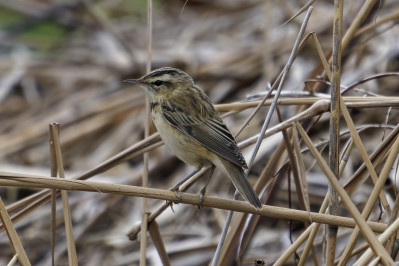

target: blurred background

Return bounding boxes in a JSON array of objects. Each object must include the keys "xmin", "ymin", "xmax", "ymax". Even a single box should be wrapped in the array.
[{"xmin": 0, "ymin": 0, "xmax": 399, "ymax": 265}]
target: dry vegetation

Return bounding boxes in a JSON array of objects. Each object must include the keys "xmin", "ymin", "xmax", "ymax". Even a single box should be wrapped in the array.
[{"xmin": 1, "ymin": 0, "xmax": 399, "ymax": 265}]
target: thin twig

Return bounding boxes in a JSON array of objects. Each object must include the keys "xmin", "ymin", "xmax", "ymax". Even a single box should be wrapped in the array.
[
  {"xmin": 246, "ymin": 6, "xmax": 313, "ymax": 170},
  {"xmin": 211, "ymin": 191, "xmax": 239, "ymax": 266},
  {"xmin": 50, "ymin": 123, "xmax": 78, "ymax": 265},
  {"xmin": 140, "ymin": 1, "xmax": 153, "ymax": 265},
  {"xmin": 48, "ymin": 125, "xmax": 57, "ymax": 266}
]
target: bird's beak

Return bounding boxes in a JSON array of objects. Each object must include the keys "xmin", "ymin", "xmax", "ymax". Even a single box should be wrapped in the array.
[{"xmin": 123, "ymin": 78, "xmax": 142, "ymax": 84}]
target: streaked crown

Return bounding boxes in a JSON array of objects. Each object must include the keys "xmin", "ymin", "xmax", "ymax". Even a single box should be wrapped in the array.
[{"xmin": 124, "ymin": 67, "xmax": 197, "ymax": 102}]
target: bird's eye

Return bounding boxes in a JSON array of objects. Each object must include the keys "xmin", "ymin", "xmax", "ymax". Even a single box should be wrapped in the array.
[{"xmin": 154, "ymin": 80, "xmax": 162, "ymax": 86}]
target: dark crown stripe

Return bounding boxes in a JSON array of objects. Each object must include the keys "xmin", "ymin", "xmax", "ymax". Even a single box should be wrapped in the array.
[{"xmin": 147, "ymin": 69, "xmax": 183, "ymax": 78}]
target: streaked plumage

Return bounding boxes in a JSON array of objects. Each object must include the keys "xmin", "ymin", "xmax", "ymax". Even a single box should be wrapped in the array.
[{"xmin": 124, "ymin": 67, "xmax": 262, "ymax": 208}]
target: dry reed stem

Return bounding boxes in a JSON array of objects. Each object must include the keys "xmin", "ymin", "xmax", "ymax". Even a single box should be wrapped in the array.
[
  {"xmin": 49, "ymin": 124, "xmax": 58, "ymax": 266},
  {"xmin": 335, "ymin": 243, "xmax": 370, "ymax": 264},
  {"xmin": 295, "ymin": 122, "xmax": 394, "ymax": 265},
  {"xmin": 342, "ymin": 73, "xmax": 399, "ymax": 95},
  {"xmin": 338, "ymin": 140, "xmax": 354, "ymax": 177},
  {"xmin": 7, "ymin": 254, "xmax": 19, "ymax": 266},
  {"xmin": 216, "ymin": 96, "xmax": 399, "ymax": 112},
  {"xmin": 211, "ymin": 191, "xmax": 239, "ymax": 266},
  {"xmin": 277, "ymin": 194, "xmax": 330, "ymax": 266},
  {"xmin": 340, "ymin": 97, "xmax": 390, "ymax": 211},
  {"xmin": 340, "ymin": 0, "xmax": 378, "ymax": 52},
  {"xmin": 0, "ymin": 173, "xmax": 389, "ymax": 233},
  {"xmin": 311, "ymin": 32, "xmax": 333, "ymax": 81},
  {"xmin": 355, "ymin": 9, "xmax": 399, "ymax": 37},
  {"xmin": 5, "ymin": 192, "xmax": 61, "ymax": 235},
  {"xmin": 344, "ymin": 123, "xmax": 399, "ymax": 196},
  {"xmin": 385, "ymin": 190, "xmax": 399, "ymax": 256},
  {"xmin": 140, "ymin": 213, "xmax": 149, "ymax": 266},
  {"xmin": 148, "ymin": 220, "xmax": 171, "ymax": 266},
  {"xmin": 277, "ymin": 107, "xmax": 316, "ymax": 262},
  {"xmin": 354, "ymin": 216, "xmax": 399, "ymax": 265},
  {"xmin": 50, "ymin": 124, "xmax": 78, "ymax": 265},
  {"xmin": 50, "ymin": 190, "xmax": 56, "ymax": 266},
  {"xmin": 298, "ymin": 137, "xmax": 355, "ymax": 264},
  {"xmin": 275, "ymin": 224, "xmax": 313, "ymax": 266},
  {"xmin": 337, "ymin": 105, "xmax": 399, "ymax": 265},
  {"xmin": 277, "ymin": 109, "xmax": 301, "ymax": 210},
  {"xmin": 287, "ymin": 112, "xmax": 310, "ymax": 214},
  {"xmin": 0, "ymin": 197, "xmax": 30, "ymax": 266},
  {"xmin": 327, "ymin": 0, "xmax": 343, "ymax": 263},
  {"xmin": 291, "ymin": 138, "xmax": 354, "ymax": 265},
  {"xmin": 298, "ymin": 196, "xmax": 330, "ymax": 266},
  {"xmin": 140, "ymin": 0, "xmax": 153, "ymax": 264},
  {"xmin": 309, "ymin": 0, "xmax": 378, "ymax": 93},
  {"xmin": 280, "ymin": 0, "xmax": 316, "ymax": 27}
]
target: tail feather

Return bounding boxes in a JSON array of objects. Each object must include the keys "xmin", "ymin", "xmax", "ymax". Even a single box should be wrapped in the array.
[{"xmin": 220, "ymin": 160, "xmax": 262, "ymax": 208}]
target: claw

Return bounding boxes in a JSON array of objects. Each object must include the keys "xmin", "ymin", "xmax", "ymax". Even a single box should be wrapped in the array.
[
  {"xmin": 167, "ymin": 186, "xmax": 183, "ymax": 212},
  {"xmin": 167, "ymin": 200, "xmax": 175, "ymax": 213}
]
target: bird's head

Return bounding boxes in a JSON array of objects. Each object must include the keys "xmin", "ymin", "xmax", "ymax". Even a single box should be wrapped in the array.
[{"xmin": 124, "ymin": 67, "xmax": 194, "ymax": 101}]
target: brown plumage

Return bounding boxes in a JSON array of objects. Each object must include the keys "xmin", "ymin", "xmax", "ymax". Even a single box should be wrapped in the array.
[{"xmin": 124, "ymin": 67, "xmax": 261, "ymax": 208}]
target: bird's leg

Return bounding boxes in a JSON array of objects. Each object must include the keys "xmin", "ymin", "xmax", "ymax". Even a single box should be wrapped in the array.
[
  {"xmin": 168, "ymin": 169, "xmax": 198, "ymax": 205},
  {"xmin": 197, "ymin": 166, "xmax": 215, "ymax": 212}
]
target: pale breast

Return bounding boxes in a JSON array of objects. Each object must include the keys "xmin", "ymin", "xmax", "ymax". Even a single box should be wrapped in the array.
[{"xmin": 152, "ymin": 110, "xmax": 212, "ymax": 168}]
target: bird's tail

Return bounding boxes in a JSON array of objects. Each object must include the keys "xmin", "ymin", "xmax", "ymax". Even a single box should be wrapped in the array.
[{"xmin": 218, "ymin": 159, "xmax": 262, "ymax": 208}]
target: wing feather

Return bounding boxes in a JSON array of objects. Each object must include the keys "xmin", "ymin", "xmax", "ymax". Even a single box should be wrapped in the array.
[{"xmin": 161, "ymin": 101, "xmax": 248, "ymax": 169}]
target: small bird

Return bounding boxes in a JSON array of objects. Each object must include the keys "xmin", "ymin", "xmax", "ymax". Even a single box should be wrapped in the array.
[{"xmin": 124, "ymin": 67, "xmax": 262, "ymax": 208}]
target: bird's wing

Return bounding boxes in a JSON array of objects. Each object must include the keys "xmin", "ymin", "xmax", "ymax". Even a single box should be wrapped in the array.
[{"xmin": 160, "ymin": 101, "xmax": 248, "ymax": 169}]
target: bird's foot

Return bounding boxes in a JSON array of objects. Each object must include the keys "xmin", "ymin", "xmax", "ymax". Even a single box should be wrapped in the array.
[
  {"xmin": 196, "ymin": 186, "xmax": 207, "ymax": 213},
  {"xmin": 169, "ymin": 186, "xmax": 183, "ymax": 203},
  {"xmin": 167, "ymin": 186, "xmax": 182, "ymax": 212}
]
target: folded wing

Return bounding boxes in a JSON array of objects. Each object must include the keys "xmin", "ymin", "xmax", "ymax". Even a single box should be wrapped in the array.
[{"xmin": 161, "ymin": 102, "xmax": 248, "ymax": 169}]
